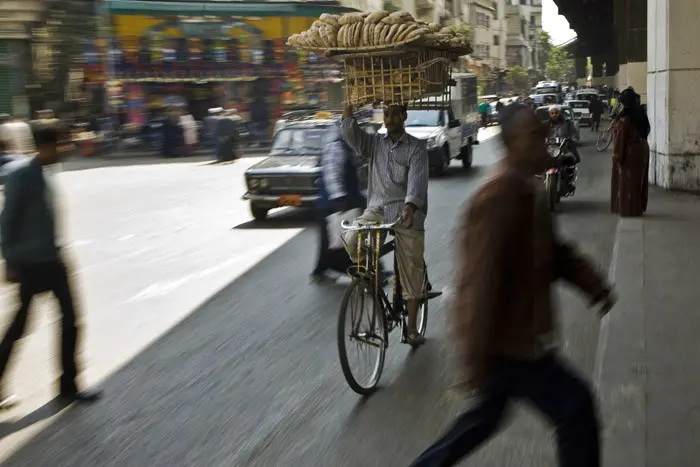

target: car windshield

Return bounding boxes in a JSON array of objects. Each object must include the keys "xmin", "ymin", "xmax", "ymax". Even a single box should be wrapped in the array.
[
  {"xmin": 568, "ymin": 101, "xmax": 589, "ymax": 109},
  {"xmin": 270, "ymin": 127, "xmax": 326, "ymax": 155},
  {"xmin": 576, "ymin": 94, "xmax": 594, "ymax": 101},
  {"xmin": 405, "ymin": 110, "xmax": 440, "ymax": 127},
  {"xmin": 536, "ymin": 87, "xmax": 558, "ymax": 95}
]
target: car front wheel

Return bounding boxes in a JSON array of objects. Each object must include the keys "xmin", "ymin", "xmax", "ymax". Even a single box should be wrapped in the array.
[
  {"xmin": 460, "ymin": 144, "xmax": 473, "ymax": 168},
  {"xmin": 250, "ymin": 203, "xmax": 269, "ymax": 221}
]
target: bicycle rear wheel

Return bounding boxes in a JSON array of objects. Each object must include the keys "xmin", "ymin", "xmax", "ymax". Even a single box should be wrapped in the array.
[
  {"xmin": 596, "ymin": 128, "xmax": 612, "ymax": 152},
  {"xmin": 337, "ymin": 278, "xmax": 388, "ymax": 395}
]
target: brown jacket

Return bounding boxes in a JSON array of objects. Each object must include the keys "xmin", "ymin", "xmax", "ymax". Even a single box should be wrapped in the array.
[{"xmin": 455, "ymin": 164, "xmax": 609, "ymax": 388}]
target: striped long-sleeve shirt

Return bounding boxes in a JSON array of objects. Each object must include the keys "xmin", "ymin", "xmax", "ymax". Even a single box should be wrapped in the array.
[{"xmin": 341, "ymin": 117, "xmax": 429, "ymax": 230}]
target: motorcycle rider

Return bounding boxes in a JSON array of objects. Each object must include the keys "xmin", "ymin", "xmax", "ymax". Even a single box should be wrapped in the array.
[{"xmin": 547, "ymin": 105, "xmax": 580, "ymax": 191}]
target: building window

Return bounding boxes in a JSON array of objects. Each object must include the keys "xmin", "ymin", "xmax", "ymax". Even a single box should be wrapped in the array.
[
  {"xmin": 494, "ymin": 35, "xmax": 500, "ymax": 46},
  {"xmin": 474, "ymin": 43, "xmax": 491, "ymax": 58},
  {"xmin": 521, "ymin": 19, "xmax": 526, "ymax": 35},
  {"xmin": 520, "ymin": 0, "xmax": 527, "ymax": 5},
  {"xmin": 530, "ymin": 15, "xmax": 536, "ymax": 26},
  {"xmin": 476, "ymin": 12, "xmax": 490, "ymax": 28}
]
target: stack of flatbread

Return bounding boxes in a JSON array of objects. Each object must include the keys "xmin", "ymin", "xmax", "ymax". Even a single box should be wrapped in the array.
[{"xmin": 286, "ymin": 10, "xmax": 471, "ymax": 53}]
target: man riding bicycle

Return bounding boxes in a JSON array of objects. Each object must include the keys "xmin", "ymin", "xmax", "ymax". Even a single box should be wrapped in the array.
[{"xmin": 341, "ymin": 103, "xmax": 429, "ymax": 347}]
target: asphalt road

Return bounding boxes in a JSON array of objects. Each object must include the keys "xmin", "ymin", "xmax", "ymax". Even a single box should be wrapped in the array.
[{"xmin": 0, "ymin": 126, "xmax": 618, "ymax": 466}]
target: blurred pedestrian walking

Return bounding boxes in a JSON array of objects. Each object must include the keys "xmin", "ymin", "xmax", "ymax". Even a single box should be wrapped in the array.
[
  {"xmin": 410, "ymin": 104, "xmax": 616, "ymax": 467},
  {"xmin": 311, "ymin": 123, "xmax": 366, "ymax": 283},
  {"xmin": 0, "ymin": 125, "xmax": 101, "ymax": 410}
]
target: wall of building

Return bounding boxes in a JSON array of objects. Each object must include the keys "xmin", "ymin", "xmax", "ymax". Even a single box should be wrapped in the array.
[{"xmin": 0, "ymin": 0, "xmax": 43, "ymax": 116}]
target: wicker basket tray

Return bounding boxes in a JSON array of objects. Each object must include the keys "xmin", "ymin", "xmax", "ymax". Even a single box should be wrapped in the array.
[{"xmin": 337, "ymin": 48, "xmax": 454, "ymax": 109}]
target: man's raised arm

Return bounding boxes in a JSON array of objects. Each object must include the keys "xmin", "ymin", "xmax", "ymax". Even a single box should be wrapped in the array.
[{"xmin": 341, "ymin": 104, "xmax": 376, "ymax": 162}]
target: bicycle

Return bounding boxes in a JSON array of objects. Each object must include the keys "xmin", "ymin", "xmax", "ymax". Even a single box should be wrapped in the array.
[
  {"xmin": 596, "ymin": 119, "xmax": 617, "ymax": 152},
  {"xmin": 336, "ymin": 218, "xmax": 437, "ymax": 395}
]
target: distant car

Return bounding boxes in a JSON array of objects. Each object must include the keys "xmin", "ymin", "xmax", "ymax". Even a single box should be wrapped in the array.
[
  {"xmin": 536, "ymin": 105, "xmax": 581, "ymax": 145},
  {"xmin": 242, "ymin": 112, "xmax": 374, "ymax": 221},
  {"xmin": 565, "ymin": 100, "xmax": 592, "ymax": 126}
]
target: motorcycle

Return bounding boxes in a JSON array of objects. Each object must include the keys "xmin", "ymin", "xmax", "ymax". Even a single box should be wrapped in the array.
[{"xmin": 541, "ymin": 137, "xmax": 578, "ymax": 211}]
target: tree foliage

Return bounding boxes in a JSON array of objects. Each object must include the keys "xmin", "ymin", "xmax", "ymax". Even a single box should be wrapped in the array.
[
  {"xmin": 545, "ymin": 47, "xmax": 576, "ymax": 83},
  {"xmin": 537, "ymin": 30, "xmax": 552, "ymax": 71},
  {"xmin": 507, "ymin": 66, "xmax": 530, "ymax": 92},
  {"xmin": 449, "ymin": 24, "xmax": 472, "ymax": 42}
]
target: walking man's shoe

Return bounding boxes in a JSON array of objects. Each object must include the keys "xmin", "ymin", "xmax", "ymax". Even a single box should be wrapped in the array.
[
  {"xmin": 58, "ymin": 388, "xmax": 102, "ymax": 404},
  {"xmin": 0, "ymin": 393, "xmax": 18, "ymax": 410}
]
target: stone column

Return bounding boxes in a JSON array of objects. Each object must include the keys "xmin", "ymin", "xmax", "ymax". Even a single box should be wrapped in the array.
[
  {"xmin": 648, "ymin": 0, "xmax": 700, "ymax": 191},
  {"xmin": 591, "ymin": 56, "xmax": 604, "ymax": 86},
  {"xmin": 575, "ymin": 56, "xmax": 587, "ymax": 80},
  {"xmin": 615, "ymin": 0, "xmax": 647, "ymax": 100}
]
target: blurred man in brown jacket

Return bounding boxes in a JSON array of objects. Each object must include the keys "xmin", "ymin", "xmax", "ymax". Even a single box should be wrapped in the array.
[{"xmin": 410, "ymin": 103, "xmax": 616, "ymax": 467}]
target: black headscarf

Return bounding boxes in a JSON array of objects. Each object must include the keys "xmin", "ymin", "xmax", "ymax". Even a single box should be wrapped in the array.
[{"xmin": 619, "ymin": 89, "xmax": 650, "ymax": 139}]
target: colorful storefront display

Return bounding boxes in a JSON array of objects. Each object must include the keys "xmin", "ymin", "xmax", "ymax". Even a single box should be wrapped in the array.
[{"xmin": 91, "ymin": 4, "xmax": 352, "ymax": 130}]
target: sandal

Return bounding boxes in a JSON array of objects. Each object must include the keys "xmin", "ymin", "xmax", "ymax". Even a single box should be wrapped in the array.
[{"xmin": 406, "ymin": 331, "xmax": 426, "ymax": 348}]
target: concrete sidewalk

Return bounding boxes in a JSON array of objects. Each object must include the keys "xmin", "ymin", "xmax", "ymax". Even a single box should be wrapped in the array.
[{"xmin": 597, "ymin": 186, "xmax": 700, "ymax": 466}]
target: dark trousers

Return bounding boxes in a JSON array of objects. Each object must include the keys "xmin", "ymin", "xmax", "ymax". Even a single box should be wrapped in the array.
[
  {"xmin": 591, "ymin": 114, "xmax": 601, "ymax": 131},
  {"xmin": 0, "ymin": 261, "xmax": 80, "ymax": 393},
  {"xmin": 313, "ymin": 208, "xmax": 353, "ymax": 275},
  {"xmin": 410, "ymin": 354, "xmax": 600, "ymax": 467}
]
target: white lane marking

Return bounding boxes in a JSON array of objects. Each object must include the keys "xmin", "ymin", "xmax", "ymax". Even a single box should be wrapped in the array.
[{"xmin": 118, "ymin": 234, "xmax": 136, "ymax": 241}]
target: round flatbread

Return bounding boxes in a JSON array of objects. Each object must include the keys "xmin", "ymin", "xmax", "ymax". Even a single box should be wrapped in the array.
[
  {"xmin": 339, "ymin": 12, "xmax": 363, "ymax": 26},
  {"xmin": 393, "ymin": 24, "xmax": 409, "ymax": 43},
  {"xmin": 319, "ymin": 13, "xmax": 340, "ymax": 27},
  {"xmin": 366, "ymin": 23, "xmax": 376, "ymax": 46},
  {"xmin": 365, "ymin": 11, "xmax": 390, "ymax": 24},
  {"xmin": 374, "ymin": 23, "xmax": 385, "ymax": 45},
  {"xmin": 353, "ymin": 22, "xmax": 363, "ymax": 47},
  {"xmin": 385, "ymin": 24, "xmax": 400, "ymax": 43}
]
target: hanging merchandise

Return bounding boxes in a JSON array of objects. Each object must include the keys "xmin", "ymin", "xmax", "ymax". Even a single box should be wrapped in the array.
[{"xmin": 150, "ymin": 33, "xmax": 163, "ymax": 73}]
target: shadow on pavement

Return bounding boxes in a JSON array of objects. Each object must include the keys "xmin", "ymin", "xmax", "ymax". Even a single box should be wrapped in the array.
[
  {"xmin": 557, "ymin": 199, "xmax": 609, "ymax": 214},
  {"xmin": 0, "ymin": 397, "xmax": 70, "ymax": 440},
  {"xmin": 232, "ymin": 208, "xmax": 315, "ymax": 230},
  {"xmin": 0, "ymin": 228, "xmax": 344, "ymax": 466},
  {"xmin": 444, "ymin": 165, "xmax": 487, "ymax": 179}
]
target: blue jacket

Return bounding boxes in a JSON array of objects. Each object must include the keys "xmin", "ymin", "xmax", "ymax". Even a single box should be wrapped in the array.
[{"xmin": 317, "ymin": 125, "xmax": 364, "ymax": 211}]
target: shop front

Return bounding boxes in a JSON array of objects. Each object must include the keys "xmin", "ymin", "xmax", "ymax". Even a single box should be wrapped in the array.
[{"xmin": 97, "ymin": 0, "xmax": 352, "ymax": 138}]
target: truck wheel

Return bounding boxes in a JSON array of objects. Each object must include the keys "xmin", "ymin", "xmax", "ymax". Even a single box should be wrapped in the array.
[
  {"xmin": 433, "ymin": 146, "xmax": 450, "ymax": 176},
  {"xmin": 250, "ymin": 203, "xmax": 268, "ymax": 221},
  {"xmin": 460, "ymin": 144, "xmax": 473, "ymax": 168}
]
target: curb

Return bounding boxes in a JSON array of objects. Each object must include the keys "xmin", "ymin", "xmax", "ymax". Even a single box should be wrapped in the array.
[{"xmin": 594, "ymin": 218, "xmax": 646, "ymax": 466}]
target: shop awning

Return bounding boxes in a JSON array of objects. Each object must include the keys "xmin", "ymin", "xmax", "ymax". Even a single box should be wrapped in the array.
[{"xmin": 105, "ymin": 1, "xmax": 357, "ymax": 17}]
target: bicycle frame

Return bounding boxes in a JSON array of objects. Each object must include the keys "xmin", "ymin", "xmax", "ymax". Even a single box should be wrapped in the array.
[{"xmin": 353, "ymin": 227, "xmax": 405, "ymax": 325}]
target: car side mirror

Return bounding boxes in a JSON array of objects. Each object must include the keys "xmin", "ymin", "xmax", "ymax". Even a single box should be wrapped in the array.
[{"xmin": 448, "ymin": 119, "xmax": 460, "ymax": 129}]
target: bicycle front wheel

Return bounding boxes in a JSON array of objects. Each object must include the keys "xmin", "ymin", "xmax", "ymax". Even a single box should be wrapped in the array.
[
  {"xmin": 416, "ymin": 269, "xmax": 429, "ymax": 336},
  {"xmin": 337, "ymin": 278, "xmax": 388, "ymax": 395},
  {"xmin": 596, "ymin": 128, "xmax": 612, "ymax": 152}
]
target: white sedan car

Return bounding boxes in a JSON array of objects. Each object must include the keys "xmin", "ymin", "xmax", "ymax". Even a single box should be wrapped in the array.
[{"xmin": 565, "ymin": 100, "xmax": 592, "ymax": 127}]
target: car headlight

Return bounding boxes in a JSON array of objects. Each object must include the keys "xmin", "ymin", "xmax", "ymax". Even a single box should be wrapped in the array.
[
  {"xmin": 259, "ymin": 178, "xmax": 269, "ymax": 188},
  {"xmin": 426, "ymin": 136, "xmax": 439, "ymax": 149},
  {"xmin": 248, "ymin": 178, "xmax": 259, "ymax": 189}
]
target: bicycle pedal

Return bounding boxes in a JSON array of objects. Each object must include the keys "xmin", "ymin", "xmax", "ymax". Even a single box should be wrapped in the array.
[{"xmin": 426, "ymin": 291, "xmax": 443, "ymax": 300}]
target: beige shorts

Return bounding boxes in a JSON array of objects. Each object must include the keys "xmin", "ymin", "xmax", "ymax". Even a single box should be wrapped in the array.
[{"xmin": 342, "ymin": 208, "xmax": 426, "ymax": 300}]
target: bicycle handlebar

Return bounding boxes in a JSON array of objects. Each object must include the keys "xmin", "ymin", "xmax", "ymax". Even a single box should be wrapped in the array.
[{"xmin": 340, "ymin": 218, "xmax": 402, "ymax": 232}]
